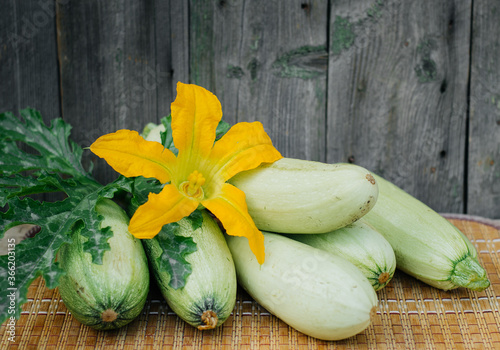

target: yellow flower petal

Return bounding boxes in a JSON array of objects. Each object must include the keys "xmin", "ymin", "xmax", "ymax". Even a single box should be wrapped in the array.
[
  {"xmin": 208, "ymin": 122, "xmax": 282, "ymax": 182},
  {"xmin": 202, "ymin": 183, "xmax": 265, "ymax": 264},
  {"xmin": 129, "ymin": 184, "xmax": 199, "ymax": 239},
  {"xmin": 171, "ymin": 82, "xmax": 222, "ymax": 163},
  {"xmin": 90, "ymin": 129, "xmax": 176, "ymax": 183}
]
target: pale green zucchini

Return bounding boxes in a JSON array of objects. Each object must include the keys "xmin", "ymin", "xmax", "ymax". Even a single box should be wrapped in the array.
[
  {"xmin": 225, "ymin": 231, "xmax": 378, "ymax": 341},
  {"xmin": 363, "ymin": 173, "xmax": 490, "ymax": 291},
  {"xmin": 58, "ymin": 199, "xmax": 150, "ymax": 330},
  {"xmin": 142, "ymin": 122, "xmax": 165, "ymax": 142},
  {"xmin": 229, "ymin": 158, "xmax": 379, "ymax": 234},
  {"xmin": 287, "ymin": 219, "xmax": 396, "ymax": 291},
  {"xmin": 142, "ymin": 210, "xmax": 237, "ymax": 330}
]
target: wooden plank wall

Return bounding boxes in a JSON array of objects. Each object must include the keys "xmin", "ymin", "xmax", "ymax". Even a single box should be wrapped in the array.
[
  {"xmin": 0, "ymin": 0, "xmax": 498, "ymax": 219},
  {"xmin": 0, "ymin": 0, "xmax": 62, "ymax": 202},
  {"xmin": 469, "ymin": 1, "xmax": 500, "ymax": 218},
  {"xmin": 0, "ymin": 0, "xmax": 61, "ymax": 126},
  {"xmin": 327, "ymin": 1, "xmax": 471, "ymax": 214}
]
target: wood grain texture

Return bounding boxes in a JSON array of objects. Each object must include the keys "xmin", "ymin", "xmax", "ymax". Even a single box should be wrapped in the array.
[
  {"xmin": 468, "ymin": 0, "xmax": 500, "ymax": 219},
  {"xmin": 154, "ymin": 0, "xmax": 189, "ymax": 116},
  {"xmin": 1, "ymin": 0, "xmax": 499, "ymax": 218},
  {"xmin": 327, "ymin": 0, "xmax": 471, "ymax": 213},
  {"xmin": 0, "ymin": 0, "xmax": 61, "ymax": 120},
  {"xmin": 189, "ymin": 0, "xmax": 329, "ymax": 161},
  {"xmin": 57, "ymin": 0, "xmax": 164, "ymax": 185},
  {"xmin": 0, "ymin": 0, "xmax": 62, "ymax": 202}
]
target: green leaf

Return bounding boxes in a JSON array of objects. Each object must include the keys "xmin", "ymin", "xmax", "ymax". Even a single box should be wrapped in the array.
[
  {"xmin": 154, "ymin": 222, "xmax": 198, "ymax": 289},
  {"xmin": 160, "ymin": 115, "xmax": 177, "ymax": 154},
  {"xmin": 215, "ymin": 119, "xmax": 231, "ymax": 141},
  {"xmin": 0, "ymin": 109, "xmax": 89, "ymax": 178},
  {"xmin": 75, "ymin": 177, "xmax": 139, "ymax": 263},
  {"xmin": 185, "ymin": 210, "xmax": 204, "ymax": 231},
  {"xmin": 0, "ymin": 196, "xmax": 74, "ymax": 321},
  {"xmin": 0, "ymin": 174, "xmax": 61, "ymax": 206},
  {"xmin": 0, "ymin": 248, "xmax": 66, "ymax": 321},
  {"xmin": 1, "ymin": 171, "xmax": 133, "ymax": 255}
]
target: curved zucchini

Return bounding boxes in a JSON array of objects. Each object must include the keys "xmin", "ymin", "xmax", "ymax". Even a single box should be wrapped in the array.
[
  {"xmin": 229, "ymin": 158, "xmax": 378, "ymax": 234},
  {"xmin": 363, "ymin": 174, "xmax": 490, "ymax": 291},
  {"xmin": 57, "ymin": 199, "xmax": 150, "ymax": 330},
  {"xmin": 142, "ymin": 210, "xmax": 237, "ymax": 330},
  {"xmin": 287, "ymin": 220, "xmax": 396, "ymax": 291},
  {"xmin": 225, "ymin": 231, "xmax": 378, "ymax": 341}
]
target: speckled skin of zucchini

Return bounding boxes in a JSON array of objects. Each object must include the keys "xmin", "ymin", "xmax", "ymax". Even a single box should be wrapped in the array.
[
  {"xmin": 363, "ymin": 174, "xmax": 490, "ymax": 291},
  {"xmin": 142, "ymin": 210, "xmax": 237, "ymax": 330},
  {"xmin": 57, "ymin": 199, "xmax": 150, "ymax": 330}
]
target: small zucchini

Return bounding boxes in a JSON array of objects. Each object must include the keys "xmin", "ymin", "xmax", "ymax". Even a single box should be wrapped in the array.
[
  {"xmin": 225, "ymin": 231, "xmax": 378, "ymax": 341},
  {"xmin": 142, "ymin": 210, "xmax": 237, "ymax": 330},
  {"xmin": 287, "ymin": 220, "xmax": 396, "ymax": 291},
  {"xmin": 57, "ymin": 199, "xmax": 150, "ymax": 330},
  {"xmin": 229, "ymin": 158, "xmax": 378, "ymax": 234},
  {"xmin": 363, "ymin": 174, "xmax": 490, "ymax": 291}
]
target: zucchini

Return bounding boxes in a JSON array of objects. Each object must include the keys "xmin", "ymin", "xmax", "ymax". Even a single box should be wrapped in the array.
[
  {"xmin": 287, "ymin": 219, "xmax": 396, "ymax": 291},
  {"xmin": 225, "ymin": 231, "xmax": 378, "ymax": 341},
  {"xmin": 229, "ymin": 158, "xmax": 378, "ymax": 234},
  {"xmin": 143, "ymin": 122, "xmax": 165, "ymax": 142},
  {"xmin": 57, "ymin": 199, "xmax": 150, "ymax": 330},
  {"xmin": 363, "ymin": 174, "xmax": 490, "ymax": 291},
  {"xmin": 142, "ymin": 210, "xmax": 237, "ymax": 330}
]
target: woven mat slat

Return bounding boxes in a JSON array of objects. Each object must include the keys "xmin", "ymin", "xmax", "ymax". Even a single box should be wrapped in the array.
[{"xmin": 1, "ymin": 216, "xmax": 499, "ymax": 349}]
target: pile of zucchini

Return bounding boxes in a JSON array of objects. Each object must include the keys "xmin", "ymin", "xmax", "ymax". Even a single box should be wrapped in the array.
[{"xmin": 57, "ymin": 156, "xmax": 490, "ymax": 340}]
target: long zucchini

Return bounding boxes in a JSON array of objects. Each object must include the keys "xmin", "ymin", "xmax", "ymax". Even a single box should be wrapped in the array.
[
  {"xmin": 225, "ymin": 231, "xmax": 378, "ymax": 341},
  {"xmin": 142, "ymin": 210, "xmax": 237, "ymax": 330},
  {"xmin": 229, "ymin": 158, "xmax": 379, "ymax": 234},
  {"xmin": 287, "ymin": 219, "xmax": 396, "ymax": 291},
  {"xmin": 57, "ymin": 199, "xmax": 150, "ymax": 330},
  {"xmin": 363, "ymin": 173, "xmax": 490, "ymax": 291}
]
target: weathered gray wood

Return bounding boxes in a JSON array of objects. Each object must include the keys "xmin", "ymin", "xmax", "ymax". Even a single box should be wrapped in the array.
[
  {"xmin": 2, "ymin": 0, "xmax": 500, "ymax": 218},
  {"xmin": 0, "ymin": 0, "xmax": 62, "ymax": 202},
  {"xmin": 189, "ymin": 0, "xmax": 329, "ymax": 161},
  {"xmin": 57, "ymin": 0, "xmax": 169, "ymax": 185},
  {"xmin": 327, "ymin": 0, "xmax": 471, "ymax": 213},
  {"xmin": 154, "ymin": 0, "xmax": 190, "ymax": 116},
  {"xmin": 0, "ymin": 0, "xmax": 61, "ymax": 120},
  {"xmin": 468, "ymin": 1, "xmax": 500, "ymax": 219}
]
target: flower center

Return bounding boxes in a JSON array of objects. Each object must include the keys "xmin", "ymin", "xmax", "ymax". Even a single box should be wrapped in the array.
[{"xmin": 180, "ymin": 170, "xmax": 206, "ymax": 200}]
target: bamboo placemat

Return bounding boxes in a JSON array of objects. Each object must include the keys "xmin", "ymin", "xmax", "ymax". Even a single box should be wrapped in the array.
[{"xmin": 1, "ymin": 215, "xmax": 499, "ymax": 350}]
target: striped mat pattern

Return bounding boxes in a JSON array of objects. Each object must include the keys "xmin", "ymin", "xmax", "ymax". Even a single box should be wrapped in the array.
[{"xmin": 1, "ymin": 216, "xmax": 499, "ymax": 349}]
